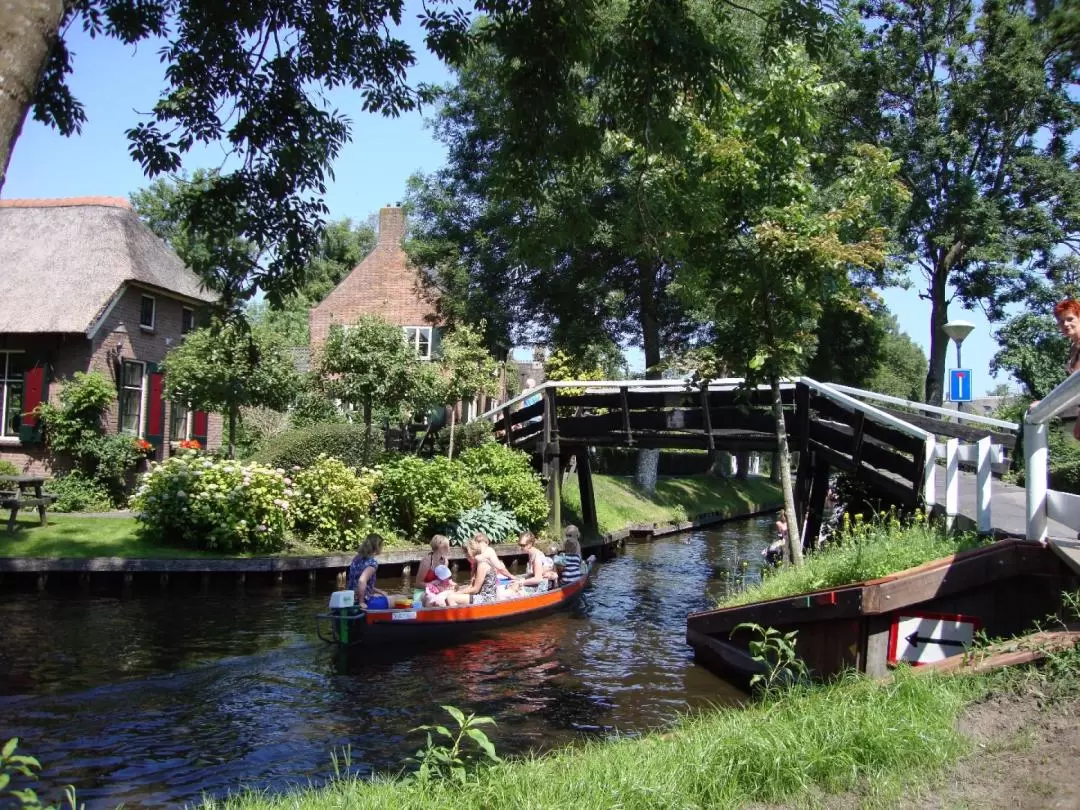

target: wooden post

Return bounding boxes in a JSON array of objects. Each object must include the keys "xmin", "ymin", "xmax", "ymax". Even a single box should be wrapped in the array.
[
  {"xmin": 1025, "ymin": 419, "xmax": 1048, "ymax": 542},
  {"xmin": 547, "ymin": 452, "xmax": 562, "ymax": 540},
  {"xmin": 976, "ymin": 436, "xmax": 992, "ymax": 533},
  {"xmin": 620, "ymin": 386, "xmax": 633, "ymax": 445},
  {"xmin": 503, "ymin": 404, "xmax": 511, "ymax": 447},
  {"xmin": 577, "ymin": 448, "xmax": 599, "ymax": 537},
  {"xmin": 944, "ymin": 438, "xmax": 959, "ymax": 531},
  {"xmin": 803, "ymin": 461, "xmax": 831, "ymax": 550},
  {"xmin": 700, "ymin": 382, "xmax": 714, "ymax": 451}
]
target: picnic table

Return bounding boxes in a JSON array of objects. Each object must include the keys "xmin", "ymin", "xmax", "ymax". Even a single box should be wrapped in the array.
[{"xmin": 0, "ymin": 474, "xmax": 56, "ymax": 531}]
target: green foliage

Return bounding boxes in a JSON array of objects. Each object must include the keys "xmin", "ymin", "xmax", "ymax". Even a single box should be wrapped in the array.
[
  {"xmin": 406, "ymin": 705, "xmax": 501, "ymax": 785},
  {"xmin": 458, "ymin": 443, "xmax": 547, "ymax": 531},
  {"xmin": 451, "ymin": 502, "xmax": 522, "ymax": 547},
  {"xmin": 46, "ymin": 471, "xmax": 113, "ymax": 513},
  {"xmin": 313, "ymin": 315, "xmax": 435, "ymax": 431},
  {"xmin": 290, "ymin": 456, "xmax": 378, "ymax": 551},
  {"xmin": 34, "ymin": 371, "xmax": 115, "ymax": 455},
  {"xmin": 734, "ymin": 623, "xmax": 809, "ymax": 693},
  {"xmin": 992, "ymin": 312, "xmax": 1070, "ymax": 399},
  {"xmin": 163, "ymin": 319, "xmax": 299, "ymax": 456},
  {"xmin": 437, "ymin": 324, "xmax": 500, "ymax": 458},
  {"xmin": 429, "ymin": 418, "xmax": 494, "ymax": 456},
  {"xmin": 132, "ymin": 453, "xmax": 290, "ymax": 552},
  {"xmin": 0, "ymin": 460, "xmax": 18, "ymax": 477},
  {"xmin": 0, "ymin": 736, "xmax": 77, "ymax": 809},
  {"xmin": 254, "ymin": 423, "xmax": 385, "ymax": 471},
  {"xmin": 375, "ymin": 456, "xmax": 483, "ymax": 540}
]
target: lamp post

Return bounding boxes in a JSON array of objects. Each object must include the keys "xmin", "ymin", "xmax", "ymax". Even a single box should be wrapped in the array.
[{"xmin": 943, "ymin": 319, "xmax": 975, "ymax": 412}]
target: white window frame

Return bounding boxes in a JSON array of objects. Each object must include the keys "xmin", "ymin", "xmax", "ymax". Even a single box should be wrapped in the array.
[
  {"xmin": 119, "ymin": 360, "xmax": 147, "ymax": 436},
  {"xmin": 170, "ymin": 401, "xmax": 193, "ymax": 441},
  {"xmin": 181, "ymin": 307, "xmax": 195, "ymax": 335},
  {"xmin": 403, "ymin": 326, "xmax": 433, "ymax": 360},
  {"xmin": 139, "ymin": 294, "xmax": 156, "ymax": 331},
  {"xmin": 0, "ymin": 350, "xmax": 25, "ymax": 439}
]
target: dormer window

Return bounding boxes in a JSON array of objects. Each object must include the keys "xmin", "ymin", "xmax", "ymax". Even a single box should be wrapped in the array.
[
  {"xmin": 403, "ymin": 326, "xmax": 432, "ymax": 360},
  {"xmin": 139, "ymin": 295, "xmax": 156, "ymax": 331}
]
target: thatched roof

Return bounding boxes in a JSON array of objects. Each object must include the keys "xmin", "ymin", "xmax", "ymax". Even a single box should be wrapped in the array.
[{"xmin": 0, "ymin": 197, "xmax": 215, "ymax": 334}]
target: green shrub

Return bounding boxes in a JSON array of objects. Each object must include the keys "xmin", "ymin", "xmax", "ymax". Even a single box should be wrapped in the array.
[
  {"xmin": 375, "ymin": 455, "xmax": 482, "ymax": 540},
  {"xmin": 459, "ymin": 442, "xmax": 547, "ymax": 530},
  {"xmin": 132, "ymin": 452, "xmax": 290, "ymax": 552},
  {"xmin": 253, "ymin": 422, "xmax": 384, "ymax": 470},
  {"xmin": 0, "ymin": 460, "xmax": 17, "ymax": 476},
  {"xmin": 291, "ymin": 455, "xmax": 378, "ymax": 550},
  {"xmin": 451, "ymin": 502, "xmax": 523, "ymax": 546},
  {"xmin": 429, "ymin": 418, "xmax": 495, "ymax": 455},
  {"xmin": 46, "ymin": 470, "xmax": 113, "ymax": 513}
]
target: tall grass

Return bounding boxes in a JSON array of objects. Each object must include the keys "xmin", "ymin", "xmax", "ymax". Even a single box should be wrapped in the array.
[
  {"xmin": 719, "ymin": 513, "xmax": 992, "ymax": 608},
  {"xmin": 204, "ymin": 668, "xmax": 980, "ymax": 810}
]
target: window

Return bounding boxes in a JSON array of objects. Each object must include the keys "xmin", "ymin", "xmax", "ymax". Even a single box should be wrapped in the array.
[
  {"xmin": 171, "ymin": 401, "xmax": 191, "ymax": 441},
  {"xmin": 139, "ymin": 295, "xmax": 156, "ymax": 330},
  {"xmin": 403, "ymin": 326, "xmax": 433, "ymax": 360},
  {"xmin": 118, "ymin": 360, "xmax": 146, "ymax": 435},
  {"xmin": 181, "ymin": 307, "xmax": 195, "ymax": 335},
  {"xmin": 0, "ymin": 351, "xmax": 25, "ymax": 438}
]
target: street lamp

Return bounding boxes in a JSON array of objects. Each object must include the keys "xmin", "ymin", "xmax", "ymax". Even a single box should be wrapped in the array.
[{"xmin": 943, "ymin": 319, "xmax": 975, "ymax": 411}]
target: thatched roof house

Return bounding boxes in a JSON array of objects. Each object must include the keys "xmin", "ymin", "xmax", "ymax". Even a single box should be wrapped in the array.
[
  {"xmin": 0, "ymin": 197, "xmax": 221, "ymax": 474},
  {"xmin": 0, "ymin": 196, "xmax": 213, "ymax": 334}
]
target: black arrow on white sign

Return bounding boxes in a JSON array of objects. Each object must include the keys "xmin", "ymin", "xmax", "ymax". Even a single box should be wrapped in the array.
[{"xmin": 905, "ymin": 631, "xmax": 967, "ymax": 649}]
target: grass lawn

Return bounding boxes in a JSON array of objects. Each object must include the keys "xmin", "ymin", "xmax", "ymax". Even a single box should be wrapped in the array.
[
  {"xmin": 561, "ymin": 473, "xmax": 781, "ymax": 535},
  {"xmin": 0, "ymin": 514, "xmax": 228, "ymax": 558}
]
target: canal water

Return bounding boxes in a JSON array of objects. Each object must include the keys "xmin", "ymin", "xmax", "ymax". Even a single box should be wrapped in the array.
[{"xmin": 0, "ymin": 516, "xmax": 775, "ymax": 808}]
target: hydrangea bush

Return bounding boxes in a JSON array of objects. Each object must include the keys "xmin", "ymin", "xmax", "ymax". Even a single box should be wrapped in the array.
[
  {"xmin": 374, "ymin": 455, "xmax": 483, "ymax": 540},
  {"xmin": 132, "ymin": 452, "xmax": 291, "ymax": 552},
  {"xmin": 290, "ymin": 455, "xmax": 379, "ymax": 551},
  {"xmin": 458, "ymin": 443, "xmax": 547, "ymax": 530}
]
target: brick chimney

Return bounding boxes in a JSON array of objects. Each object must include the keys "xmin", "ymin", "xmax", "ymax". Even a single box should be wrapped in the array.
[{"xmin": 377, "ymin": 206, "xmax": 406, "ymax": 248}]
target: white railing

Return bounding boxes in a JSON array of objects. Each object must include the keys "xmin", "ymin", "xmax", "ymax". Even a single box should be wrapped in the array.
[
  {"xmin": 1025, "ymin": 373, "xmax": 1080, "ymax": 542},
  {"xmin": 829, "ymin": 383, "xmax": 1020, "ymax": 432}
]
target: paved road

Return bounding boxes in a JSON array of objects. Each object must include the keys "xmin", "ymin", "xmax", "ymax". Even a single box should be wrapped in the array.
[{"xmin": 934, "ymin": 468, "xmax": 1074, "ymax": 540}]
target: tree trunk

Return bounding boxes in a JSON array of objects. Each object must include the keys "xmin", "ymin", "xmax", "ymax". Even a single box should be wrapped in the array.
[
  {"xmin": 923, "ymin": 258, "xmax": 952, "ymax": 407},
  {"xmin": 0, "ymin": 0, "xmax": 66, "ymax": 192},
  {"xmin": 634, "ymin": 262, "xmax": 662, "ymax": 494},
  {"xmin": 447, "ymin": 403, "xmax": 457, "ymax": 459},
  {"xmin": 362, "ymin": 399, "xmax": 373, "ymax": 466},
  {"xmin": 771, "ymin": 375, "xmax": 803, "ymax": 566},
  {"xmin": 228, "ymin": 404, "xmax": 237, "ymax": 459}
]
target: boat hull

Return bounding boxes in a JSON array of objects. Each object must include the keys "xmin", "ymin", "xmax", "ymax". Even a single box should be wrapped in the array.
[{"xmin": 317, "ymin": 569, "xmax": 591, "ymax": 646}]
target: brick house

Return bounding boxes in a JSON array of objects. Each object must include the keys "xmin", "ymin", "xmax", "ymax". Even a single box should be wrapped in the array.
[
  {"xmin": 309, "ymin": 205, "xmax": 441, "ymax": 358},
  {"xmin": 0, "ymin": 197, "xmax": 222, "ymax": 474}
]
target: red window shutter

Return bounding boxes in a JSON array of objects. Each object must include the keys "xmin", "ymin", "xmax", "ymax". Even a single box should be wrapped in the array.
[
  {"xmin": 193, "ymin": 410, "xmax": 209, "ymax": 448},
  {"xmin": 146, "ymin": 365, "xmax": 165, "ymax": 451},
  {"xmin": 19, "ymin": 361, "xmax": 49, "ymax": 443}
]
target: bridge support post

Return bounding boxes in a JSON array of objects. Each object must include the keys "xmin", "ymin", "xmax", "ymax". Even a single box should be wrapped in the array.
[
  {"xmin": 1025, "ymin": 419, "xmax": 1048, "ymax": 543},
  {"xmin": 546, "ymin": 453, "xmax": 562, "ymax": 540},
  {"xmin": 802, "ymin": 459, "xmax": 830, "ymax": 550},
  {"xmin": 576, "ymin": 449, "xmax": 599, "ymax": 538}
]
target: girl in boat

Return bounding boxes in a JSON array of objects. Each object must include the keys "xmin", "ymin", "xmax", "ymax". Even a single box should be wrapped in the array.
[
  {"xmin": 413, "ymin": 534, "xmax": 451, "ymax": 603},
  {"xmin": 556, "ymin": 526, "xmax": 592, "ymax": 585},
  {"xmin": 517, "ymin": 531, "xmax": 558, "ymax": 592},
  {"xmin": 347, "ymin": 533, "xmax": 388, "ymax": 609},
  {"xmin": 445, "ymin": 533, "xmax": 520, "ymax": 605}
]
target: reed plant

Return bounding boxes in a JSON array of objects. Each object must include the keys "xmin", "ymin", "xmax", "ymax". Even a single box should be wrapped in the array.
[{"xmin": 719, "ymin": 511, "xmax": 991, "ymax": 608}]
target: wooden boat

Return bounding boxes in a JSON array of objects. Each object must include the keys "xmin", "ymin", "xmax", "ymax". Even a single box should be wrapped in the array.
[{"xmin": 316, "ymin": 564, "xmax": 593, "ymax": 647}]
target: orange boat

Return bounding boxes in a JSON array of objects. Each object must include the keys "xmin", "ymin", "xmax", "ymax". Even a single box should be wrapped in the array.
[{"xmin": 316, "ymin": 566, "xmax": 593, "ymax": 647}]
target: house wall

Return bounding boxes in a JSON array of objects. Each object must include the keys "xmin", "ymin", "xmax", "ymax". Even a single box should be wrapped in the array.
[
  {"xmin": 309, "ymin": 207, "xmax": 440, "ymax": 352},
  {"xmin": 0, "ymin": 285, "xmax": 223, "ymax": 477}
]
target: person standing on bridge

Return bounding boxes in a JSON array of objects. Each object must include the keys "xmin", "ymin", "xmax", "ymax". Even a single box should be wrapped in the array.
[{"xmin": 1054, "ymin": 298, "xmax": 1080, "ymax": 439}]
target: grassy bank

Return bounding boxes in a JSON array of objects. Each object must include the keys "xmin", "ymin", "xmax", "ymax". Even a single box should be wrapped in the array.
[
  {"xmin": 196, "ymin": 643, "xmax": 1080, "ymax": 810},
  {"xmin": 719, "ymin": 514, "xmax": 991, "ymax": 608},
  {"xmin": 561, "ymin": 473, "xmax": 780, "ymax": 535}
]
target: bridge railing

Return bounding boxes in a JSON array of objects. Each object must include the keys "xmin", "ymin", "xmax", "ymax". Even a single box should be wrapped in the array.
[{"xmin": 1025, "ymin": 373, "xmax": 1080, "ymax": 542}]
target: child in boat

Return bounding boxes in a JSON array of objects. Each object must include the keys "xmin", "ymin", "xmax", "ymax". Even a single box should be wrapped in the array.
[
  {"xmin": 517, "ymin": 531, "xmax": 558, "ymax": 593},
  {"xmin": 422, "ymin": 564, "xmax": 455, "ymax": 607},
  {"xmin": 556, "ymin": 525, "xmax": 595, "ymax": 585}
]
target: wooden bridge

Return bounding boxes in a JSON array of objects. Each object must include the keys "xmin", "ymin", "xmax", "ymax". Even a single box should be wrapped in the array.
[{"xmin": 478, "ymin": 377, "xmax": 1022, "ymax": 548}]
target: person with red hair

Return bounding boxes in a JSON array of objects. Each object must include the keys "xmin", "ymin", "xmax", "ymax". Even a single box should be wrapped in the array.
[{"xmin": 1053, "ymin": 298, "xmax": 1080, "ymax": 439}]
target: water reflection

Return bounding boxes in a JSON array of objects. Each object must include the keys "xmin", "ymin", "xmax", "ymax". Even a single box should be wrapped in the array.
[{"xmin": 0, "ymin": 515, "xmax": 775, "ymax": 808}]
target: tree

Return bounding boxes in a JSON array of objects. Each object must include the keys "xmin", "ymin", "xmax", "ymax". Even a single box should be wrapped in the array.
[
  {"xmin": 992, "ymin": 312, "xmax": 1069, "ymax": 398},
  {"xmin": 162, "ymin": 320, "xmax": 299, "ymax": 458},
  {"xmin": 833, "ymin": 0, "xmax": 1080, "ymax": 405},
  {"xmin": 438, "ymin": 323, "xmax": 499, "ymax": 459},
  {"xmin": 865, "ymin": 319, "xmax": 929, "ymax": 402},
  {"xmin": 312, "ymin": 314, "xmax": 430, "ymax": 441},
  {"xmin": 674, "ymin": 48, "xmax": 906, "ymax": 567}
]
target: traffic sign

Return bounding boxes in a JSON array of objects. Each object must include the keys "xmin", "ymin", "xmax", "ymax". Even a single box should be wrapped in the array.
[
  {"xmin": 887, "ymin": 612, "xmax": 980, "ymax": 666},
  {"xmin": 948, "ymin": 368, "xmax": 972, "ymax": 403}
]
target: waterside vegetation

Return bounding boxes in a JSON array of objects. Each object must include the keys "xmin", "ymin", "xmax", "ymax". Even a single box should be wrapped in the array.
[{"xmin": 719, "ymin": 513, "xmax": 991, "ymax": 608}]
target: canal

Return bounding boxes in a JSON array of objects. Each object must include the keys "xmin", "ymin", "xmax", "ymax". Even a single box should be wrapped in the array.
[{"xmin": 0, "ymin": 516, "xmax": 775, "ymax": 808}]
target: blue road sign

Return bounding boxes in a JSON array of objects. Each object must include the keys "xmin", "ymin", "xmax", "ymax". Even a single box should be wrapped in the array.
[{"xmin": 949, "ymin": 368, "xmax": 972, "ymax": 403}]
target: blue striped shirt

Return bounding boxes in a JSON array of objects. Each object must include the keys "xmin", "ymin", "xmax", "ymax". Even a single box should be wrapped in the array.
[{"xmin": 560, "ymin": 553, "xmax": 584, "ymax": 584}]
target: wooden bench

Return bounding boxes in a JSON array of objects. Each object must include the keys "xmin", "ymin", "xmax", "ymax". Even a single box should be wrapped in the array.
[{"xmin": 2, "ymin": 493, "xmax": 58, "ymax": 531}]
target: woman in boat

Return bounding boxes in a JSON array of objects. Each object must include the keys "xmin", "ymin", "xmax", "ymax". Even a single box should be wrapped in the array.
[
  {"xmin": 347, "ymin": 533, "xmax": 388, "ymax": 609},
  {"xmin": 414, "ymin": 534, "xmax": 452, "ymax": 591},
  {"xmin": 517, "ymin": 531, "xmax": 558, "ymax": 592},
  {"xmin": 444, "ymin": 533, "xmax": 502, "ymax": 606}
]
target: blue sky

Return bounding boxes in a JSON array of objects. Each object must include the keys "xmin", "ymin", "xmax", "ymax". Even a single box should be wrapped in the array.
[{"xmin": 3, "ymin": 9, "xmax": 1010, "ymax": 395}]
